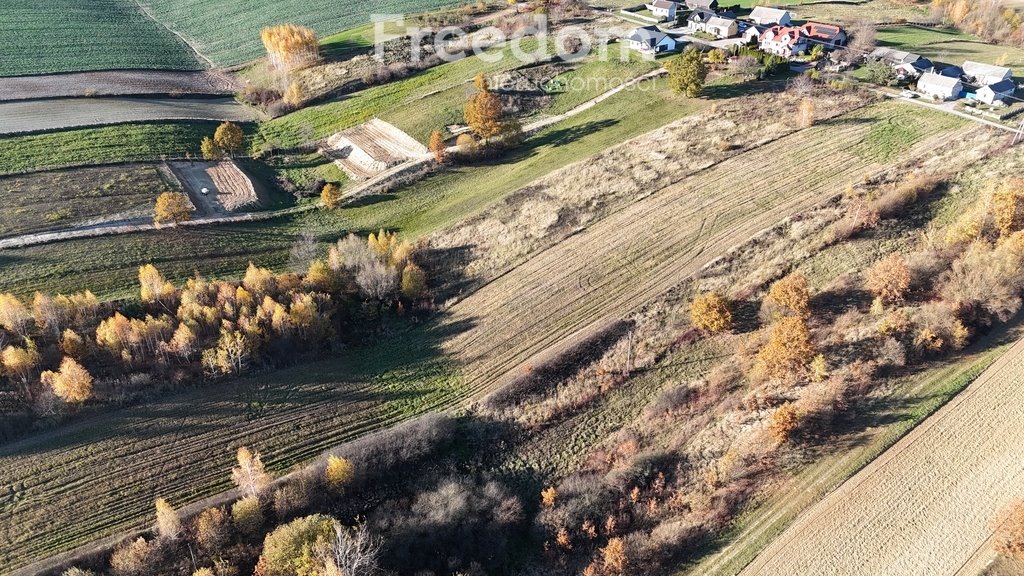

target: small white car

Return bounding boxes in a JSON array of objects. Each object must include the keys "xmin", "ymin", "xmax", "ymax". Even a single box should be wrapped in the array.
[
  {"xmin": 200, "ymin": 187, "xmax": 210, "ymax": 195},
  {"xmin": 900, "ymin": 90, "xmax": 918, "ymax": 99}
]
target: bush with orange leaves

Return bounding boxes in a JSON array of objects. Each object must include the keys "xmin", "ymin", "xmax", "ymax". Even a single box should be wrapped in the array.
[
  {"xmin": 754, "ymin": 315, "xmax": 815, "ymax": 380},
  {"xmin": 690, "ymin": 292, "xmax": 732, "ymax": 334},
  {"xmin": 260, "ymin": 24, "xmax": 320, "ymax": 70},
  {"xmin": 866, "ymin": 252, "xmax": 911, "ymax": 305},
  {"xmin": 766, "ymin": 273, "xmax": 811, "ymax": 318}
]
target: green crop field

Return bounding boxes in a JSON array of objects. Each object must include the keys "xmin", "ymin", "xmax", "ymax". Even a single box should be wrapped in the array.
[
  {"xmin": 0, "ymin": 76, "xmax": 700, "ymax": 300},
  {"xmin": 0, "ymin": 122, "xmax": 226, "ymax": 175},
  {"xmin": 0, "ymin": 0, "xmax": 201, "ymax": 76},
  {"xmin": 137, "ymin": 0, "xmax": 462, "ymax": 66}
]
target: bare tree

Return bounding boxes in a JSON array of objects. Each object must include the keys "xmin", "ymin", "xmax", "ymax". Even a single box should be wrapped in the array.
[
  {"xmin": 846, "ymin": 19, "xmax": 877, "ymax": 61},
  {"xmin": 288, "ymin": 231, "xmax": 320, "ymax": 272},
  {"xmin": 325, "ymin": 522, "xmax": 382, "ymax": 576},
  {"xmin": 356, "ymin": 260, "xmax": 398, "ymax": 303}
]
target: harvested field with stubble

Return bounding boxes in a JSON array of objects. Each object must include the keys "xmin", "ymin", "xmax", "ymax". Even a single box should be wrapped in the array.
[
  {"xmin": 0, "ymin": 98, "xmax": 980, "ymax": 573},
  {"xmin": 0, "ymin": 71, "xmax": 237, "ymax": 101},
  {"xmin": 739, "ymin": 336, "xmax": 1024, "ymax": 576}
]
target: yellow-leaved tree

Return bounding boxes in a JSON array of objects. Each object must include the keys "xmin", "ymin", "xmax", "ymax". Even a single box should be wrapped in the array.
[
  {"xmin": 139, "ymin": 264, "xmax": 176, "ymax": 304},
  {"xmin": 690, "ymin": 292, "xmax": 732, "ymax": 333},
  {"xmin": 154, "ymin": 192, "xmax": 192, "ymax": 226},
  {"xmin": 41, "ymin": 357, "xmax": 93, "ymax": 403},
  {"xmin": 213, "ymin": 122, "xmax": 245, "ymax": 157}
]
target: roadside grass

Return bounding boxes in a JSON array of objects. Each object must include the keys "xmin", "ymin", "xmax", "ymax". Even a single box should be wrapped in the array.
[
  {"xmin": 0, "ymin": 322, "xmax": 463, "ymax": 572},
  {"xmin": 0, "ymin": 76, "xmax": 699, "ymax": 300},
  {"xmin": 0, "ymin": 0, "xmax": 201, "ymax": 76},
  {"xmin": 540, "ymin": 52, "xmax": 660, "ymax": 116},
  {"xmin": 0, "ymin": 165, "xmax": 174, "ymax": 238},
  {"xmin": 0, "ymin": 122, "xmax": 225, "ymax": 175}
]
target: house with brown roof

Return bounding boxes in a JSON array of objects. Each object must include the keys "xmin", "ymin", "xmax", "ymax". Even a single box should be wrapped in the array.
[{"xmin": 800, "ymin": 22, "xmax": 846, "ymax": 49}]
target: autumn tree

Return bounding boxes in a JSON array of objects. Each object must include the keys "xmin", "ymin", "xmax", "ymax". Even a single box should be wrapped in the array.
[
  {"xmin": 992, "ymin": 178, "xmax": 1024, "ymax": 238},
  {"xmin": 768, "ymin": 402, "xmax": 800, "ymax": 444},
  {"xmin": 601, "ymin": 536, "xmax": 627, "ymax": 573},
  {"xmin": 139, "ymin": 264, "xmax": 176, "ymax": 304},
  {"xmin": 325, "ymin": 455, "xmax": 354, "ymax": 491},
  {"xmin": 996, "ymin": 500, "xmax": 1024, "ymax": 561},
  {"xmin": 866, "ymin": 252, "xmax": 911, "ymax": 305},
  {"xmin": 283, "ymin": 81, "xmax": 304, "ymax": 108},
  {"xmin": 766, "ymin": 273, "xmax": 811, "ymax": 318},
  {"xmin": 0, "ymin": 293, "xmax": 33, "ymax": 338},
  {"xmin": 428, "ymin": 130, "xmax": 447, "ymax": 163},
  {"xmin": 261, "ymin": 24, "xmax": 320, "ymax": 70},
  {"xmin": 154, "ymin": 498, "xmax": 182, "ymax": 540},
  {"xmin": 541, "ymin": 486, "xmax": 557, "ymax": 507},
  {"xmin": 401, "ymin": 263, "xmax": 428, "ymax": 300},
  {"xmin": 666, "ymin": 47, "xmax": 707, "ymax": 98},
  {"xmin": 231, "ymin": 496, "xmax": 264, "ymax": 535},
  {"xmin": 232, "ymin": 446, "xmax": 271, "ymax": 498},
  {"xmin": 324, "ymin": 523, "xmax": 382, "ymax": 576},
  {"xmin": 321, "ymin": 183, "xmax": 343, "ymax": 209},
  {"xmin": 2, "ymin": 344, "xmax": 40, "ymax": 401},
  {"xmin": 214, "ymin": 122, "xmax": 245, "ymax": 157},
  {"xmin": 195, "ymin": 507, "xmax": 231, "ymax": 552},
  {"xmin": 797, "ymin": 98, "xmax": 816, "ymax": 128},
  {"xmin": 465, "ymin": 73, "xmax": 503, "ymax": 139},
  {"xmin": 61, "ymin": 329, "xmax": 86, "ymax": 358},
  {"xmin": 41, "ymin": 357, "xmax": 93, "ymax": 404},
  {"xmin": 257, "ymin": 514, "xmax": 335, "ymax": 576},
  {"xmin": 690, "ymin": 292, "xmax": 732, "ymax": 333},
  {"xmin": 755, "ymin": 315, "xmax": 815, "ymax": 380},
  {"xmin": 201, "ymin": 136, "xmax": 223, "ymax": 160},
  {"xmin": 154, "ymin": 192, "xmax": 192, "ymax": 225}
]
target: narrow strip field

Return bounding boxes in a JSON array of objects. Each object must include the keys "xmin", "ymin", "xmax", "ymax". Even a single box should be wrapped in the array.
[
  {"xmin": 0, "ymin": 71, "xmax": 237, "ymax": 101},
  {"xmin": 739, "ymin": 336, "xmax": 1024, "ymax": 576},
  {"xmin": 0, "ymin": 101, "xmax": 976, "ymax": 572},
  {"xmin": 0, "ymin": 97, "xmax": 256, "ymax": 135}
]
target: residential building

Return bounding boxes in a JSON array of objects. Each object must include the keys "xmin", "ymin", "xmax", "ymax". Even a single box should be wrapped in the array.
[
  {"xmin": 705, "ymin": 16, "xmax": 738, "ymax": 38},
  {"xmin": 869, "ymin": 47, "xmax": 932, "ymax": 77},
  {"xmin": 627, "ymin": 25, "xmax": 678, "ymax": 54},
  {"xmin": 685, "ymin": 0, "xmax": 718, "ymax": 10},
  {"xmin": 759, "ymin": 25, "xmax": 806, "ymax": 58},
  {"xmin": 963, "ymin": 60, "xmax": 1013, "ymax": 86},
  {"xmin": 800, "ymin": 22, "xmax": 846, "ymax": 49},
  {"xmin": 748, "ymin": 6, "xmax": 792, "ymax": 26},
  {"xmin": 977, "ymin": 79, "xmax": 1016, "ymax": 104},
  {"xmin": 646, "ymin": 0, "xmax": 679, "ymax": 21},
  {"xmin": 917, "ymin": 72, "xmax": 962, "ymax": 100}
]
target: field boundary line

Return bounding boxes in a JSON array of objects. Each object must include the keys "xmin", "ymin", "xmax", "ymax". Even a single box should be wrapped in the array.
[{"xmin": 130, "ymin": 0, "xmax": 215, "ymax": 69}]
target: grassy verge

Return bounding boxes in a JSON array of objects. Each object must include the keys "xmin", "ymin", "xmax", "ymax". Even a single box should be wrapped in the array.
[{"xmin": 0, "ymin": 76, "xmax": 700, "ymax": 300}]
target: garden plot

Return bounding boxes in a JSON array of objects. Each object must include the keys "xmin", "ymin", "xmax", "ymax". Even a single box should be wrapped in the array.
[
  {"xmin": 169, "ymin": 160, "xmax": 260, "ymax": 215},
  {"xmin": 0, "ymin": 97, "xmax": 256, "ymax": 135}
]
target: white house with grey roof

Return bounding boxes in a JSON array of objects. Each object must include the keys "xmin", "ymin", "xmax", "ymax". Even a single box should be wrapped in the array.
[
  {"xmin": 963, "ymin": 61, "xmax": 1012, "ymax": 86},
  {"xmin": 645, "ymin": 0, "xmax": 679, "ymax": 21},
  {"xmin": 748, "ymin": 6, "xmax": 791, "ymax": 26},
  {"xmin": 977, "ymin": 79, "xmax": 1016, "ymax": 104},
  {"xmin": 917, "ymin": 72, "xmax": 962, "ymax": 100},
  {"xmin": 627, "ymin": 25, "xmax": 678, "ymax": 54}
]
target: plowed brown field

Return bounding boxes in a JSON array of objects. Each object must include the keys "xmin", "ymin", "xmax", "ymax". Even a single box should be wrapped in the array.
[{"xmin": 740, "ymin": 337, "xmax": 1024, "ymax": 576}]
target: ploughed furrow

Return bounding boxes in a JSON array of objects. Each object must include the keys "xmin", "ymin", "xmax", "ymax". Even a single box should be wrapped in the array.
[
  {"xmin": 443, "ymin": 106, "xmax": 975, "ymax": 401},
  {"xmin": 740, "ymin": 336, "xmax": 1024, "ymax": 576}
]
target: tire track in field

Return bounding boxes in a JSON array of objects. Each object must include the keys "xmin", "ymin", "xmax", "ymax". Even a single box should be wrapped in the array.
[{"xmin": 739, "ymin": 337, "xmax": 1024, "ymax": 576}]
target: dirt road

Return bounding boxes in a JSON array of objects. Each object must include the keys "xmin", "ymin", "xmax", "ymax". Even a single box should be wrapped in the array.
[{"xmin": 739, "ymin": 337, "xmax": 1024, "ymax": 576}]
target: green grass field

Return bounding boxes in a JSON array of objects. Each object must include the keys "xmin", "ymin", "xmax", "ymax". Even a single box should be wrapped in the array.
[
  {"xmin": 137, "ymin": 0, "xmax": 462, "ymax": 66},
  {"xmin": 876, "ymin": 25, "xmax": 1024, "ymax": 76},
  {"xmin": 0, "ymin": 0, "xmax": 201, "ymax": 76},
  {"xmin": 0, "ymin": 76, "xmax": 700, "ymax": 300},
  {"xmin": 0, "ymin": 122, "xmax": 225, "ymax": 175}
]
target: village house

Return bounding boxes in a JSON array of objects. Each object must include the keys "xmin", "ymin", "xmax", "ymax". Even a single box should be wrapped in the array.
[
  {"xmin": 963, "ymin": 60, "xmax": 1013, "ymax": 86},
  {"xmin": 976, "ymin": 79, "xmax": 1016, "ymax": 105},
  {"xmin": 627, "ymin": 25, "xmax": 678, "ymax": 54},
  {"xmin": 759, "ymin": 25, "xmax": 806, "ymax": 58},
  {"xmin": 800, "ymin": 22, "xmax": 846, "ymax": 50},
  {"xmin": 869, "ymin": 47, "xmax": 933, "ymax": 78},
  {"xmin": 687, "ymin": 8, "xmax": 716, "ymax": 30},
  {"xmin": 917, "ymin": 71, "xmax": 962, "ymax": 100},
  {"xmin": 704, "ymin": 16, "xmax": 738, "ymax": 38},
  {"xmin": 685, "ymin": 0, "xmax": 718, "ymax": 10},
  {"xmin": 645, "ymin": 0, "xmax": 679, "ymax": 22},
  {"xmin": 748, "ymin": 6, "xmax": 791, "ymax": 26}
]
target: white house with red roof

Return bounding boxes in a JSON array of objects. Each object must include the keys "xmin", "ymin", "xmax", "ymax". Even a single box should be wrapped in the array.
[{"xmin": 759, "ymin": 25, "xmax": 807, "ymax": 57}]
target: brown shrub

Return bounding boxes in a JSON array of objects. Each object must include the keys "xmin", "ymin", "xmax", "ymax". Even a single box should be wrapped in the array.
[
  {"xmin": 754, "ymin": 316, "xmax": 815, "ymax": 381},
  {"xmin": 996, "ymin": 500, "xmax": 1024, "ymax": 560},
  {"xmin": 866, "ymin": 253, "xmax": 911, "ymax": 304},
  {"xmin": 690, "ymin": 292, "xmax": 732, "ymax": 333},
  {"xmin": 765, "ymin": 273, "xmax": 811, "ymax": 319}
]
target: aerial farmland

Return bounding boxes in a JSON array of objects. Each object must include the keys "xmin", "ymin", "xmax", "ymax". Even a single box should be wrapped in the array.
[{"xmin": 4, "ymin": 1, "xmax": 1024, "ymax": 576}]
